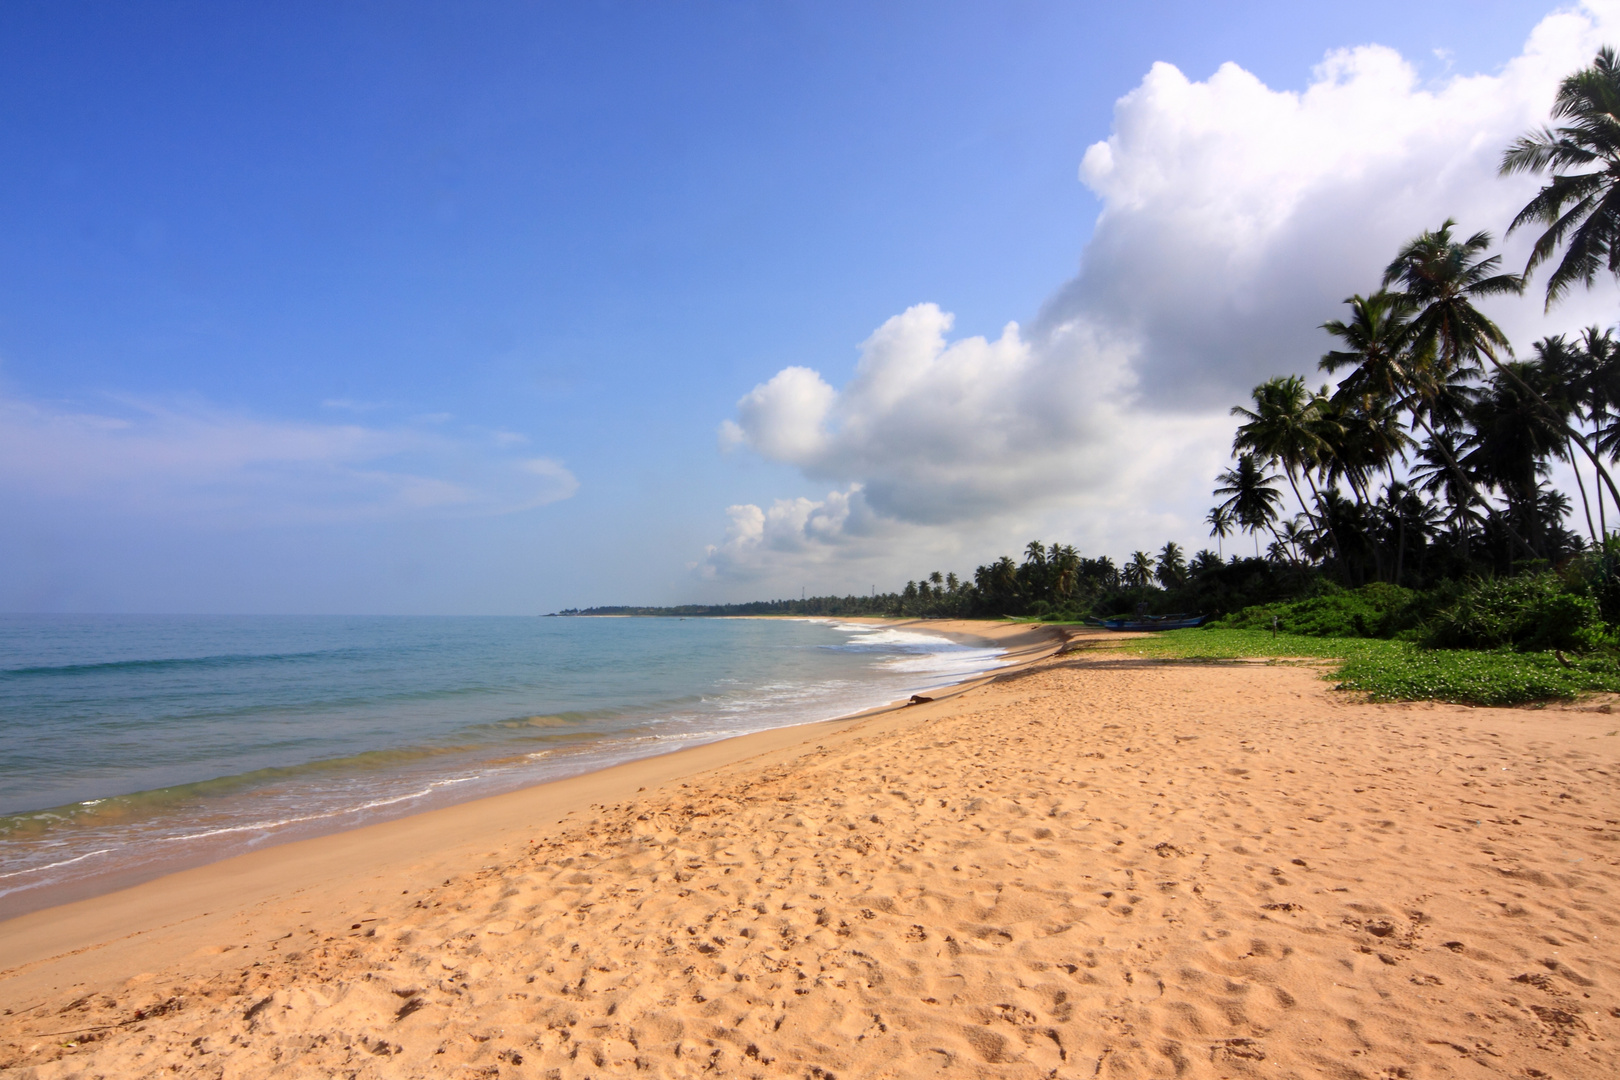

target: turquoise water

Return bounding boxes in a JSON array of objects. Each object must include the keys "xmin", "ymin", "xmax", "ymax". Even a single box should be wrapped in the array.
[{"xmin": 0, "ymin": 615, "xmax": 1003, "ymax": 916}]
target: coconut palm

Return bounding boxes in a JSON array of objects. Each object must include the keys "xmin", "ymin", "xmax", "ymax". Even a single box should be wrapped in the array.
[
  {"xmin": 1206, "ymin": 504, "xmax": 1234, "ymax": 559},
  {"xmin": 1278, "ymin": 515, "xmax": 1315, "ymax": 565},
  {"xmin": 1531, "ymin": 334, "xmax": 1601, "ymax": 541},
  {"xmin": 1568, "ymin": 326, "xmax": 1620, "ymax": 536},
  {"xmin": 1398, "ymin": 220, "xmax": 1620, "ymax": 517},
  {"xmin": 1381, "ymin": 223, "xmax": 1571, "ymax": 556},
  {"xmin": 1462, "ymin": 361, "xmax": 1571, "ymax": 557},
  {"xmin": 1411, "ymin": 430, "xmax": 1485, "ymax": 561},
  {"xmin": 1501, "ymin": 46, "xmax": 1620, "ymax": 308},
  {"xmin": 1231, "ymin": 375, "xmax": 1332, "ymax": 528},
  {"xmin": 1123, "ymin": 551, "xmax": 1156, "ymax": 589},
  {"xmin": 1382, "ymin": 220, "xmax": 1522, "ymax": 367},
  {"xmin": 1155, "ymin": 542, "xmax": 1187, "ymax": 589},
  {"xmin": 1319, "ymin": 289, "xmax": 1511, "ymax": 560},
  {"xmin": 1214, "ymin": 453, "xmax": 1285, "ymax": 558},
  {"xmin": 1376, "ymin": 481, "xmax": 1442, "ymax": 586},
  {"xmin": 1049, "ymin": 544, "xmax": 1081, "ymax": 600}
]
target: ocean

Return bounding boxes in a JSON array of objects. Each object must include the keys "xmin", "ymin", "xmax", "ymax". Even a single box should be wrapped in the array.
[{"xmin": 0, "ymin": 615, "xmax": 1004, "ymax": 918}]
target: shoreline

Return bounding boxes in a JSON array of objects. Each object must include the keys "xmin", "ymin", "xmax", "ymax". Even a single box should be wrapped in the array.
[
  {"xmin": 0, "ymin": 619, "xmax": 1062, "ymax": 988},
  {"xmin": 0, "ymin": 617, "xmax": 1041, "ymax": 923},
  {"xmin": 2, "ymin": 626, "xmax": 1616, "ymax": 1077}
]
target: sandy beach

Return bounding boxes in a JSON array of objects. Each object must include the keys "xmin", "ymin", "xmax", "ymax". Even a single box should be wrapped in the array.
[{"xmin": 2, "ymin": 620, "xmax": 1617, "ymax": 1078}]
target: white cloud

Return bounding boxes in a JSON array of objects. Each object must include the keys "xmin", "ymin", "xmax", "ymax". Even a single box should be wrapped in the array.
[
  {"xmin": 1053, "ymin": 2, "xmax": 1620, "ymax": 405},
  {"xmin": 0, "ymin": 390, "xmax": 578, "ymax": 525},
  {"xmin": 704, "ymin": 2, "xmax": 1620, "ymax": 588}
]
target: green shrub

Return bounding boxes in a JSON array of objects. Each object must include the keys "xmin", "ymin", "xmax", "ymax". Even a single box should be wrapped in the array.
[
  {"xmin": 1208, "ymin": 582, "xmax": 1424, "ymax": 638},
  {"xmin": 1566, "ymin": 537, "xmax": 1620, "ymax": 626},
  {"xmin": 1422, "ymin": 573, "xmax": 1605, "ymax": 652}
]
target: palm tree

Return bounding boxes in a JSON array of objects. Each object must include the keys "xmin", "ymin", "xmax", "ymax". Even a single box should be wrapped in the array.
[
  {"xmin": 1214, "ymin": 453, "xmax": 1285, "ymax": 558},
  {"xmin": 1501, "ymin": 46, "xmax": 1620, "ymax": 308},
  {"xmin": 1049, "ymin": 544, "xmax": 1081, "ymax": 601},
  {"xmin": 1463, "ymin": 361, "xmax": 1570, "ymax": 558},
  {"xmin": 1321, "ymin": 292, "xmax": 1493, "ymax": 547},
  {"xmin": 1206, "ymin": 505, "xmax": 1234, "ymax": 558},
  {"xmin": 1123, "ymin": 551, "xmax": 1156, "ymax": 589},
  {"xmin": 1395, "ymin": 219, "xmax": 1620, "ymax": 519},
  {"xmin": 1411, "ymin": 430, "xmax": 1485, "ymax": 562},
  {"xmin": 1382, "ymin": 220, "xmax": 1522, "ymax": 367},
  {"xmin": 1278, "ymin": 515, "xmax": 1315, "ymax": 565},
  {"xmin": 1231, "ymin": 375, "xmax": 1332, "ymax": 529},
  {"xmin": 1381, "ymin": 223, "xmax": 1556, "ymax": 557},
  {"xmin": 1531, "ymin": 334, "xmax": 1599, "ymax": 542},
  {"xmin": 1155, "ymin": 542, "xmax": 1187, "ymax": 589},
  {"xmin": 1570, "ymin": 326, "xmax": 1620, "ymax": 536},
  {"xmin": 1376, "ymin": 481, "xmax": 1441, "ymax": 586}
]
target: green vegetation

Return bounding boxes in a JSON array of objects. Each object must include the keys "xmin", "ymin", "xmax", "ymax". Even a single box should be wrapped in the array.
[
  {"xmin": 564, "ymin": 51, "xmax": 1620, "ymax": 708},
  {"xmin": 1207, "ymin": 583, "xmax": 1430, "ymax": 639},
  {"xmin": 1120, "ymin": 628, "xmax": 1620, "ymax": 707}
]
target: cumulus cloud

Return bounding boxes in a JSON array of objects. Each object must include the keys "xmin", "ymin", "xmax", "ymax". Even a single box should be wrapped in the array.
[
  {"xmin": 0, "ymin": 390, "xmax": 578, "ymax": 525},
  {"xmin": 704, "ymin": 2, "xmax": 1620, "ymax": 586},
  {"xmin": 1057, "ymin": 6, "xmax": 1620, "ymax": 405}
]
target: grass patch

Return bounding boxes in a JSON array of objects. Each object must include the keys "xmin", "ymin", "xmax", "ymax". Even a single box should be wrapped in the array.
[{"xmin": 1113, "ymin": 628, "xmax": 1620, "ymax": 706}]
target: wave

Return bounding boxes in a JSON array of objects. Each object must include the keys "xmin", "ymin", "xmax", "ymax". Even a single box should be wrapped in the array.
[
  {"xmin": 0, "ymin": 617, "xmax": 1010, "ymax": 913},
  {"xmin": 0, "ymin": 648, "xmax": 361, "ymax": 679}
]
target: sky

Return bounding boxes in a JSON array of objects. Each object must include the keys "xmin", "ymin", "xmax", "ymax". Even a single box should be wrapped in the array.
[{"xmin": 1, "ymin": 0, "xmax": 1617, "ymax": 613}]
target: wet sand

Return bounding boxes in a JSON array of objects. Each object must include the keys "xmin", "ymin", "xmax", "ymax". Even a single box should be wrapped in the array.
[{"xmin": 2, "ymin": 625, "xmax": 1617, "ymax": 1078}]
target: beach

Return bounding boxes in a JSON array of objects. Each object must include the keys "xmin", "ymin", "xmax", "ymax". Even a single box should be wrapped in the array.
[{"xmin": 2, "ymin": 620, "xmax": 1617, "ymax": 1078}]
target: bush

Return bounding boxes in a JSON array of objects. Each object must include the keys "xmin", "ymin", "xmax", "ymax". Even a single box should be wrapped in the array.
[
  {"xmin": 1566, "ymin": 537, "xmax": 1620, "ymax": 626},
  {"xmin": 1208, "ymin": 582, "xmax": 1425, "ymax": 639},
  {"xmin": 1422, "ymin": 573, "xmax": 1605, "ymax": 652}
]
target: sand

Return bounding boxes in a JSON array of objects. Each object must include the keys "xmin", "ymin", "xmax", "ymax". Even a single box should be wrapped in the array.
[{"xmin": 1, "ymin": 623, "xmax": 1617, "ymax": 1078}]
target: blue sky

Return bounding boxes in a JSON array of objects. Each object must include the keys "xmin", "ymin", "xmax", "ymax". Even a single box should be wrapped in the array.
[{"xmin": 0, "ymin": 1, "xmax": 1607, "ymax": 613}]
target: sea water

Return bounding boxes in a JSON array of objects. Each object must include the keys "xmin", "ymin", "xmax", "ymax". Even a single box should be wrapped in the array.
[{"xmin": 0, "ymin": 615, "xmax": 1003, "ymax": 917}]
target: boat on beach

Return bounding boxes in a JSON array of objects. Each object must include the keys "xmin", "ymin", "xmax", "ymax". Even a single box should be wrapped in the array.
[{"xmin": 1091, "ymin": 613, "xmax": 1205, "ymax": 631}]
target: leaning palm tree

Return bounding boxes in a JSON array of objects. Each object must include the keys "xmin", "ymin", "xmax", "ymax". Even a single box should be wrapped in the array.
[
  {"xmin": 1501, "ymin": 46, "xmax": 1620, "ymax": 308},
  {"xmin": 1214, "ymin": 453, "xmax": 1285, "ymax": 558},
  {"xmin": 1532, "ymin": 334, "xmax": 1601, "ymax": 541}
]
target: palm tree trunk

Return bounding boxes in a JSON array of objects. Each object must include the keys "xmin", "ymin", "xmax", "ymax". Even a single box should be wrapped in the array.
[
  {"xmin": 1568, "ymin": 436, "xmax": 1598, "ymax": 544},
  {"xmin": 1395, "ymin": 512, "xmax": 1406, "ymax": 586},
  {"xmin": 1593, "ymin": 421, "xmax": 1609, "ymax": 539}
]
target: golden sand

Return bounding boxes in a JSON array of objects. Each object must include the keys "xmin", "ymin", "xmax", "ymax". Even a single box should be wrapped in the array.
[{"xmin": 1, "ymin": 623, "xmax": 1617, "ymax": 1078}]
